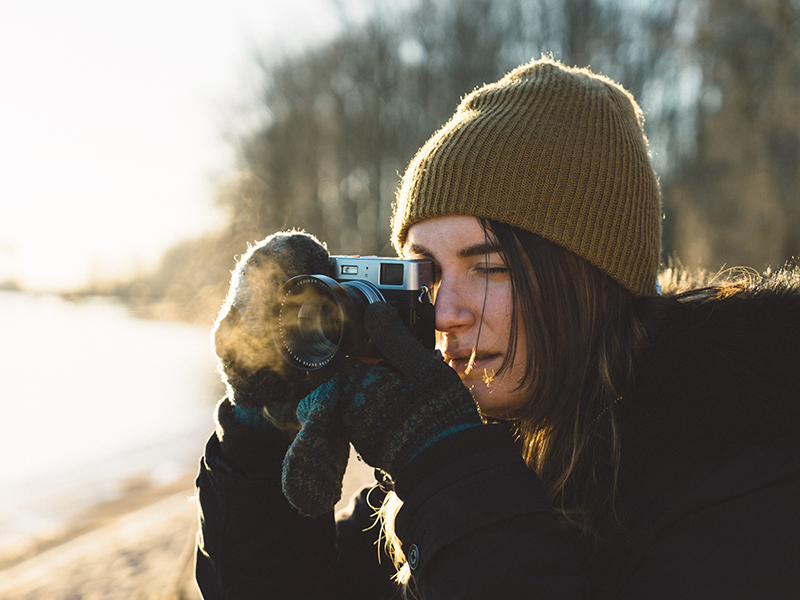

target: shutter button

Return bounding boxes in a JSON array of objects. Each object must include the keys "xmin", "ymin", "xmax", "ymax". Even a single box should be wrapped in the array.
[{"xmin": 407, "ymin": 544, "xmax": 420, "ymax": 570}]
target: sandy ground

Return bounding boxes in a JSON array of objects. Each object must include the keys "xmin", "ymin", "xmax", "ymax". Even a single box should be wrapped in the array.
[
  {"xmin": 0, "ymin": 454, "xmax": 375, "ymax": 600},
  {"xmin": 0, "ymin": 474, "xmax": 201, "ymax": 600}
]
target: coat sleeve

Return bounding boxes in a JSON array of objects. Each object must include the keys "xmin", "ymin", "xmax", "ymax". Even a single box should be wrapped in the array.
[
  {"xmin": 194, "ymin": 399, "xmax": 400, "ymax": 600},
  {"xmin": 393, "ymin": 424, "xmax": 590, "ymax": 599}
]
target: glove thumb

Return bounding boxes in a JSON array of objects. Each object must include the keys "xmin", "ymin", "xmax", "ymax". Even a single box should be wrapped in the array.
[
  {"xmin": 364, "ymin": 302, "xmax": 441, "ymax": 379},
  {"xmin": 281, "ymin": 380, "xmax": 350, "ymax": 517}
]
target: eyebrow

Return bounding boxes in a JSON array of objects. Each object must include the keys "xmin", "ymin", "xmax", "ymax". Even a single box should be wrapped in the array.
[{"xmin": 405, "ymin": 242, "xmax": 503, "ymax": 259}]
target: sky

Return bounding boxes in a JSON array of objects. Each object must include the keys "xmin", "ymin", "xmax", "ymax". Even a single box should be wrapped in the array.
[{"xmin": 0, "ymin": 0, "xmax": 374, "ymax": 291}]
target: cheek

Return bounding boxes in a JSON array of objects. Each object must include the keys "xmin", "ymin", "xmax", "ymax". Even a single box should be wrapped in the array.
[{"xmin": 486, "ymin": 287, "xmax": 515, "ymax": 341}]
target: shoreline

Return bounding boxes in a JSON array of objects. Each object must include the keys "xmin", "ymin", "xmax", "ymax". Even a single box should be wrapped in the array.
[
  {"xmin": 0, "ymin": 472, "xmax": 200, "ymax": 600},
  {"xmin": 0, "ymin": 451, "xmax": 375, "ymax": 600},
  {"xmin": 0, "ymin": 471, "xmax": 197, "ymax": 573}
]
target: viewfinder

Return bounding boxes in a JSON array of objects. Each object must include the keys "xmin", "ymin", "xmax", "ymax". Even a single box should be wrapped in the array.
[{"xmin": 380, "ymin": 263, "xmax": 404, "ymax": 286}]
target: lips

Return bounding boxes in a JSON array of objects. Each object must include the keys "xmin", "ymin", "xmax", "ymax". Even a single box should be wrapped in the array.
[{"xmin": 446, "ymin": 353, "xmax": 501, "ymax": 377}]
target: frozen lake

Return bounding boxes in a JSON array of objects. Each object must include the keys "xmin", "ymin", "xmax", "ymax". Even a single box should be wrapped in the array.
[{"xmin": 0, "ymin": 291, "xmax": 222, "ymax": 555}]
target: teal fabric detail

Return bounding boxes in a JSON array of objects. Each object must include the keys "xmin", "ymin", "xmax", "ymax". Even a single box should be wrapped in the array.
[
  {"xmin": 412, "ymin": 422, "xmax": 481, "ymax": 461},
  {"xmin": 232, "ymin": 404, "xmax": 271, "ymax": 431}
]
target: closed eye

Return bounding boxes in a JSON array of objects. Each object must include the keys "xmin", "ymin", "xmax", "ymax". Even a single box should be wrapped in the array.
[{"xmin": 477, "ymin": 265, "xmax": 508, "ymax": 275}]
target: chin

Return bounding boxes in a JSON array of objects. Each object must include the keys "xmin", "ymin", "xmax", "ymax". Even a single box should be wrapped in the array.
[{"xmin": 465, "ymin": 380, "xmax": 525, "ymax": 420}]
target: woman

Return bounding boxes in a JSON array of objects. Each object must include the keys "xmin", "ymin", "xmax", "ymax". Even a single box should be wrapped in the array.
[{"xmin": 195, "ymin": 58, "xmax": 800, "ymax": 598}]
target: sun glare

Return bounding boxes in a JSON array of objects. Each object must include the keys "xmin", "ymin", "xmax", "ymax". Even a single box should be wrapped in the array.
[{"xmin": 0, "ymin": 0, "xmax": 347, "ymax": 292}]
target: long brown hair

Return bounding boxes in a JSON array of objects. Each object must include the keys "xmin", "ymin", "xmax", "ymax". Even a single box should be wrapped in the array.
[
  {"xmin": 381, "ymin": 219, "xmax": 655, "ymax": 588},
  {"xmin": 480, "ymin": 219, "xmax": 655, "ymax": 528}
]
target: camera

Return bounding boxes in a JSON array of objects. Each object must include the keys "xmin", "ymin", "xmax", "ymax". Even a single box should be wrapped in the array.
[{"xmin": 272, "ymin": 256, "xmax": 435, "ymax": 370}]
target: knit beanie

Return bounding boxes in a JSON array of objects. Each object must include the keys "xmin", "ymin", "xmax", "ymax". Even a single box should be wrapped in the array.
[{"xmin": 392, "ymin": 58, "xmax": 661, "ymax": 296}]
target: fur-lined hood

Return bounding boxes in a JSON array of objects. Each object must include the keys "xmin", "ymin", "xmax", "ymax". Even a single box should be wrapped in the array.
[
  {"xmin": 622, "ymin": 269, "xmax": 800, "ymax": 471},
  {"xmin": 585, "ymin": 270, "xmax": 800, "ymax": 600}
]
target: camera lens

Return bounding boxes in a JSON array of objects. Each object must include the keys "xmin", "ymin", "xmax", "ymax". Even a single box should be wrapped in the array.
[
  {"xmin": 294, "ymin": 294, "xmax": 341, "ymax": 357},
  {"xmin": 273, "ymin": 275, "xmax": 383, "ymax": 370}
]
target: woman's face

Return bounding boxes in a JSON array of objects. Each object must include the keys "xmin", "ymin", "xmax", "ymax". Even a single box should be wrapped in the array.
[{"xmin": 403, "ymin": 215, "xmax": 529, "ymax": 419}]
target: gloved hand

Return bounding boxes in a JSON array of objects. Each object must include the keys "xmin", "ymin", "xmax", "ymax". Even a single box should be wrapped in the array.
[
  {"xmin": 213, "ymin": 230, "xmax": 334, "ymax": 437},
  {"xmin": 282, "ymin": 302, "xmax": 482, "ymax": 516}
]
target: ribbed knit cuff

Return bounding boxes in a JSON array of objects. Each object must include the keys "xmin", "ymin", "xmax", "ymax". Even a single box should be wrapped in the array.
[
  {"xmin": 393, "ymin": 424, "xmax": 518, "ymax": 500},
  {"xmin": 231, "ymin": 404, "xmax": 271, "ymax": 430},
  {"xmin": 215, "ymin": 398, "xmax": 292, "ymax": 474}
]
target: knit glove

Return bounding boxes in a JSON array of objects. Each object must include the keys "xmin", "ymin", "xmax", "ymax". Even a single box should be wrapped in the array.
[
  {"xmin": 282, "ymin": 302, "xmax": 482, "ymax": 516},
  {"xmin": 213, "ymin": 230, "xmax": 333, "ymax": 437}
]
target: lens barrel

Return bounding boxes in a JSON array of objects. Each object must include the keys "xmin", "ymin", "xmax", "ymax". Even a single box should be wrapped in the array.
[{"xmin": 272, "ymin": 275, "xmax": 384, "ymax": 370}]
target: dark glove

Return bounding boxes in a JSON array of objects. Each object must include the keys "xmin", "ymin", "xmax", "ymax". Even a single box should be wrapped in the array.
[
  {"xmin": 213, "ymin": 230, "xmax": 333, "ymax": 437},
  {"xmin": 282, "ymin": 302, "xmax": 482, "ymax": 516}
]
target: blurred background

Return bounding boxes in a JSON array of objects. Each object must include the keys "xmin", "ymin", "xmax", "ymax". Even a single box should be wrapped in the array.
[{"xmin": 1, "ymin": 0, "xmax": 798, "ymax": 598}]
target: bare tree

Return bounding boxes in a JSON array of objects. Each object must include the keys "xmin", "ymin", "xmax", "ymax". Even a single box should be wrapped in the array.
[
  {"xmin": 664, "ymin": 0, "xmax": 800, "ymax": 270},
  {"xmin": 157, "ymin": 0, "xmax": 800, "ymax": 324}
]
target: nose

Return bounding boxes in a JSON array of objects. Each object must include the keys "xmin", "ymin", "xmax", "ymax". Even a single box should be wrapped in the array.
[{"xmin": 433, "ymin": 274, "xmax": 475, "ymax": 333}]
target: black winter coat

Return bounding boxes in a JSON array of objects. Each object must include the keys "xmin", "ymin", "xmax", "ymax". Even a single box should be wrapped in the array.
[{"xmin": 195, "ymin": 279, "xmax": 800, "ymax": 599}]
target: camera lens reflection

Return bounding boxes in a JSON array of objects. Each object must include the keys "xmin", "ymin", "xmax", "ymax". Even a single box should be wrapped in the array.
[
  {"xmin": 295, "ymin": 294, "xmax": 341, "ymax": 359},
  {"xmin": 274, "ymin": 274, "xmax": 379, "ymax": 370}
]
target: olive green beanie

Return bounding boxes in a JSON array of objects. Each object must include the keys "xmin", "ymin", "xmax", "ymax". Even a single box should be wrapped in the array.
[{"xmin": 391, "ymin": 58, "xmax": 662, "ymax": 296}]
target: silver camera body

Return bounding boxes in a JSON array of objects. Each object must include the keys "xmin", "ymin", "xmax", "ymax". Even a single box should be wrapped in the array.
[{"xmin": 273, "ymin": 256, "xmax": 435, "ymax": 370}]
